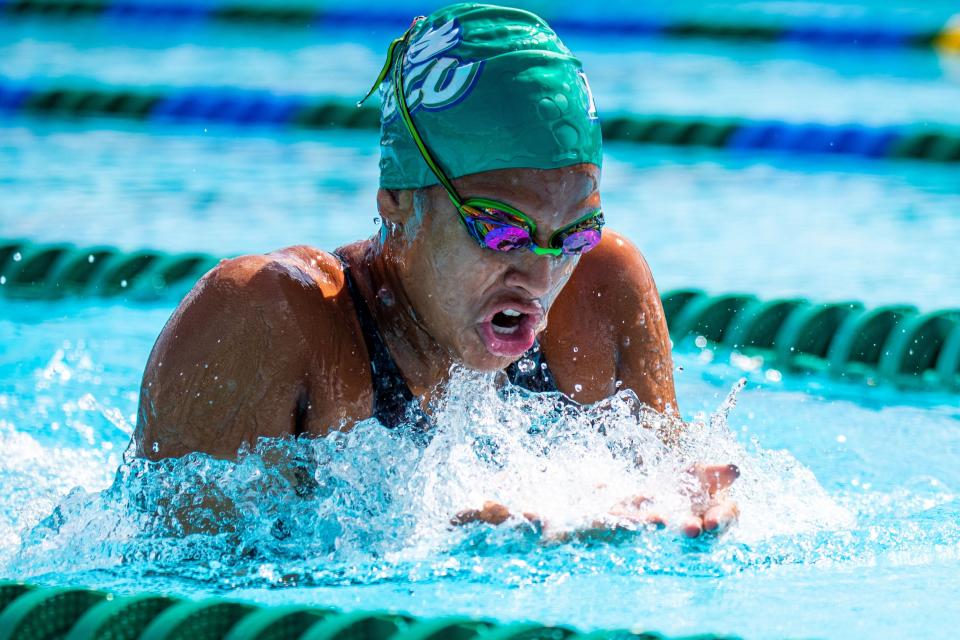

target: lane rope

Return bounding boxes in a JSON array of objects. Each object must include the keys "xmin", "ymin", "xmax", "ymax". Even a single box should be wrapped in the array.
[
  {"xmin": 2, "ymin": 82, "xmax": 959, "ymax": 163},
  {"xmin": 2, "ymin": 239, "xmax": 958, "ymax": 391},
  {"xmin": 1, "ymin": 1, "xmax": 957, "ymax": 53},
  {"xmin": 0, "ymin": 582, "xmax": 730, "ymax": 640}
]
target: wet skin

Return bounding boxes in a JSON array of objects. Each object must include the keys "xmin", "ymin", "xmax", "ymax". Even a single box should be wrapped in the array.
[{"xmin": 134, "ymin": 163, "xmax": 738, "ymax": 537}]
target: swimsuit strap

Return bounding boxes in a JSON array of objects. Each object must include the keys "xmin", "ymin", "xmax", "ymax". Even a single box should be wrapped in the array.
[
  {"xmin": 338, "ymin": 259, "xmax": 426, "ymax": 432},
  {"xmin": 337, "ymin": 254, "xmax": 560, "ymax": 433}
]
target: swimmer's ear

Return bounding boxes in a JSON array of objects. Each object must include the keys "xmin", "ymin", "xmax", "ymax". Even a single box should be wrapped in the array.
[{"xmin": 376, "ymin": 188, "xmax": 415, "ymax": 227}]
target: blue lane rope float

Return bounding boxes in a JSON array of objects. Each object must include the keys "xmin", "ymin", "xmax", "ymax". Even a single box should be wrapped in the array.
[
  {"xmin": 2, "ymin": 81, "xmax": 960, "ymax": 164},
  {"xmin": 0, "ymin": 582, "xmax": 732, "ymax": 640},
  {"xmin": 3, "ymin": 239, "xmax": 960, "ymax": 392},
  {"xmin": 1, "ymin": 0, "xmax": 959, "ymax": 53}
]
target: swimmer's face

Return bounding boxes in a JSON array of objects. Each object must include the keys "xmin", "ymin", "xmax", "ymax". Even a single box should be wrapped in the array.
[{"xmin": 382, "ymin": 163, "xmax": 601, "ymax": 371}]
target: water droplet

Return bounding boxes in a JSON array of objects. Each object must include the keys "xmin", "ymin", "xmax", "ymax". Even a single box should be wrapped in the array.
[
  {"xmin": 378, "ymin": 286, "xmax": 395, "ymax": 307},
  {"xmin": 615, "ymin": 380, "xmax": 623, "ymax": 388},
  {"xmin": 12, "ymin": 252, "xmax": 21, "ymax": 262},
  {"xmin": 373, "ymin": 217, "xmax": 381, "ymax": 225},
  {"xmin": 572, "ymin": 346, "xmax": 579, "ymax": 353},
  {"xmin": 151, "ymin": 442, "xmax": 159, "ymax": 453},
  {"xmin": 695, "ymin": 336, "xmax": 708, "ymax": 349},
  {"xmin": 623, "ymin": 336, "xmax": 631, "ymax": 347},
  {"xmin": 540, "ymin": 362, "xmax": 548, "ymax": 370},
  {"xmin": 120, "ymin": 279, "xmax": 128, "ymax": 288},
  {"xmin": 88, "ymin": 254, "xmax": 95, "ymax": 263},
  {"xmin": 0, "ymin": 276, "xmax": 5, "ymax": 285},
  {"xmin": 517, "ymin": 358, "xmax": 535, "ymax": 374},
  {"xmin": 574, "ymin": 383, "xmax": 583, "ymax": 393}
]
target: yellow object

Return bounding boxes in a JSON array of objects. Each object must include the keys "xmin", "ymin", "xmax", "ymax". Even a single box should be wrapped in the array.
[{"xmin": 936, "ymin": 15, "xmax": 960, "ymax": 53}]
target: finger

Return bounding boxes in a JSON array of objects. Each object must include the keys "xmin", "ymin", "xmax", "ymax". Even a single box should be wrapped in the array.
[
  {"xmin": 681, "ymin": 516, "xmax": 703, "ymax": 538},
  {"xmin": 702, "ymin": 501, "xmax": 740, "ymax": 533},
  {"xmin": 610, "ymin": 495, "xmax": 651, "ymax": 516},
  {"xmin": 624, "ymin": 495, "xmax": 651, "ymax": 509},
  {"xmin": 450, "ymin": 509, "xmax": 482, "ymax": 526},
  {"xmin": 692, "ymin": 464, "xmax": 740, "ymax": 495},
  {"xmin": 521, "ymin": 511, "xmax": 544, "ymax": 529},
  {"xmin": 641, "ymin": 511, "xmax": 666, "ymax": 529},
  {"xmin": 450, "ymin": 501, "xmax": 512, "ymax": 526},
  {"xmin": 479, "ymin": 500, "xmax": 511, "ymax": 525}
]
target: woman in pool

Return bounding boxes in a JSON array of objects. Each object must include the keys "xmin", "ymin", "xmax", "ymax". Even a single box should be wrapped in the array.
[{"xmin": 134, "ymin": 3, "xmax": 739, "ymax": 537}]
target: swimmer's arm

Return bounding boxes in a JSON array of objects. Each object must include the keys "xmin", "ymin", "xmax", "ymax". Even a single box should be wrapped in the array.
[{"xmin": 134, "ymin": 255, "xmax": 315, "ymax": 460}]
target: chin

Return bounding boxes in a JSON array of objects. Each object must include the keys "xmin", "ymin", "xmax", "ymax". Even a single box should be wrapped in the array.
[{"xmin": 458, "ymin": 349, "xmax": 514, "ymax": 373}]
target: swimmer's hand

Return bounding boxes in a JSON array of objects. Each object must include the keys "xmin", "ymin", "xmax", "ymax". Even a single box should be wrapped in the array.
[
  {"xmin": 450, "ymin": 463, "xmax": 739, "ymax": 539},
  {"xmin": 450, "ymin": 501, "xmax": 542, "ymax": 528},
  {"xmin": 608, "ymin": 463, "xmax": 740, "ymax": 538}
]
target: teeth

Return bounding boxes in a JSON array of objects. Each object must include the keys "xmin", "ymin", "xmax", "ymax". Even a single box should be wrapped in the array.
[
  {"xmin": 502, "ymin": 309, "xmax": 522, "ymax": 317},
  {"xmin": 493, "ymin": 324, "xmax": 519, "ymax": 335}
]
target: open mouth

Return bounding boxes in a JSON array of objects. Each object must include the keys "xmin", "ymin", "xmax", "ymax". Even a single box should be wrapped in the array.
[
  {"xmin": 477, "ymin": 303, "xmax": 543, "ymax": 358},
  {"xmin": 491, "ymin": 309, "xmax": 524, "ymax": 335}
]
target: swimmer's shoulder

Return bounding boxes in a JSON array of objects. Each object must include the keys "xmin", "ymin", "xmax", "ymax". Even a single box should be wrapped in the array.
[
  {"xmin": 191, "ymin": 244, "xmax": 372, "ymax": 388},
  {"xmin": 206, "ymin": 245, "xmax": 343, "ymax": 304},
  {"xmin": 543, "ymin": 229, "xmax": 675, "ymax": 410},
  {"xmin": 195, "ymin": 244, "xmax": 360, "ymax": 326},
  {"xmin": 572, "ymin": 230, "xmax": 655, "ymax": 292},
  {"xmin": 136, "ymin": 246, "xmax": 371, "ymax": 459}
]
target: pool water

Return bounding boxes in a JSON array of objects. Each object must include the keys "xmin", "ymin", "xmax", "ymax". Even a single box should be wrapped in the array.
[
  {"xmin": 3, "ymin": 19, "xmax": 960, "ymax": 125},
  {"xmin": 1, "ymin": 300, "xmax": 959, "ymax": 639},
  {"xmin": 3, "ymin": 4, "xmax": 960, "ymax": 639},
  {"xmin": 4, "ymin": 124, "xmax": 960, "ymax": 310}
]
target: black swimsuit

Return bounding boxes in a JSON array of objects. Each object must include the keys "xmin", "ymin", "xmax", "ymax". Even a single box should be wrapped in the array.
[{"xmin": 339, "ymin": 262, "xmax": 559, "ymax": 432}]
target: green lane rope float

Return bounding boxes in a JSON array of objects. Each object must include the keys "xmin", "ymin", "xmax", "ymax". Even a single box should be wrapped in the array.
[
  {"xmin": 0, "ymin": 586, "xmax": 108, "ymax": 640},
  {"xmin": 1, "ymin": 0, "xmax": 959, "ymax": 54},
  {"xmin": 662, "ymin": 290, "xmax": 960, "ymax": 392},
  {"xmin": 0, "ymin": 239, "xmax": 220, "ymax": 301},
  {"xmin": 3, "ymin": 239, "xmax": 960, "ymax": 392},
  {"xmin": 2, "ymin": 82, "xmax": 959, "ymax": 164},
  {"xmin": 0, "ymin": 582, "xmax": 736, "ymax": 640},
  {"xmin": 64, "ymin": 594, "xmax": 182, "ymax": 640}
]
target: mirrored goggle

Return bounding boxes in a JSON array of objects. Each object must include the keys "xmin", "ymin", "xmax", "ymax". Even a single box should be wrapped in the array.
[{"xmin": 460, "ymin": 206, "xmax": 604, "ymax": 257}]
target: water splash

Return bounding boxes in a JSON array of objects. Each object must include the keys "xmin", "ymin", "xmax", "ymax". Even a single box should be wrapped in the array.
[{"xmin": 4, "ymin": 368, "xmax": 861, "ymax": 591}]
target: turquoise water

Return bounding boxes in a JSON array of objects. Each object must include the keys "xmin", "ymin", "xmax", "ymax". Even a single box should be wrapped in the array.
[
  {"xmin": 3, "ymin": 22, "xmax": 960, "ymax": 126},
  {"xmin": 1, "ymin": 300, "xmax": 959, "ymax": 639},
  {"xmin": 3, "ymin": 7, "xmax": 960, "ymax": 640},
  {"xmin": 3, "ymin": 124, "xmax": 960, "ymax": 309}
]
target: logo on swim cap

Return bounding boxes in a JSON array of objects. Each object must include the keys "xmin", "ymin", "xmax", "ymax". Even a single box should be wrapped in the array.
[{"xmin": 381, "ymin": 18, "xmax": 484, "ymax": 121}]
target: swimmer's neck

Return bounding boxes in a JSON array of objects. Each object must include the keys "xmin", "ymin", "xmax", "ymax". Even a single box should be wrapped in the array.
[{"xmin": 338, "ymin": 237, "xmax": 454, "ymax": 401}]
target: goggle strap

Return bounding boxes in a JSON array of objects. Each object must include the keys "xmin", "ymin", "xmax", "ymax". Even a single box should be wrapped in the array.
[
  {"xmin": 390, "ymin": 21, "xmax": 465, "ymax": 202},
  {"xmin": 357, "ymin": 17, "xmax": 424, "ymax": 107}
]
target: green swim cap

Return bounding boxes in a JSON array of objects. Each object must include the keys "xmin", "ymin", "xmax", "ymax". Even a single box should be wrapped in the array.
[{"xmin": 373, "ymin": 3, "xmax": 602, "ymax": 189}]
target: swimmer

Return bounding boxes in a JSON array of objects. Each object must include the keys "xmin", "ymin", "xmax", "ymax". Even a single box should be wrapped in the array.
[{"xmin": 134, "ymin": 3, "xmax": 739, "ymax": 538}]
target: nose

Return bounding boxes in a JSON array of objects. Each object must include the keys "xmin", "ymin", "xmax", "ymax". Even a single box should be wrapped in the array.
[{"xmin": 503, "ymin": 253, "xmax": 561, "ymax": 299}]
